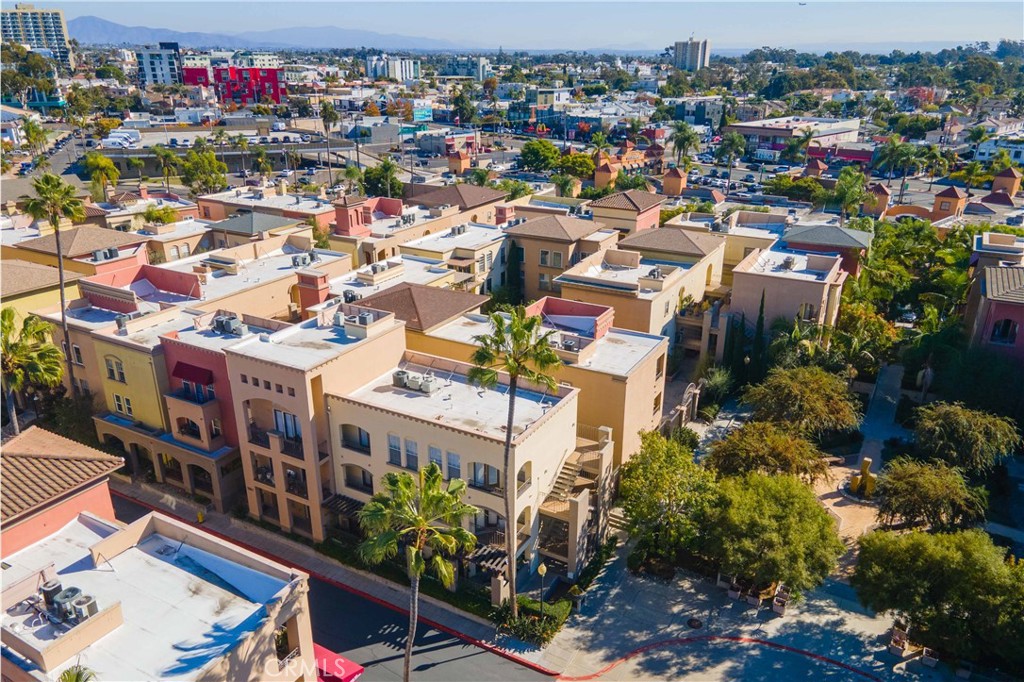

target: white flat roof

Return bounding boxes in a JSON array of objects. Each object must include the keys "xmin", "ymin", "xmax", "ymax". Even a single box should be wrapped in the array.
[
  {"xmin": 172, "ymin": 318, "xmax": 279, "ymax": 353},
  {"xmin": 98, "ymin": 196, "xmax": 195, "ymax": 218},
  {"xmin": 328, "ymin": 256, "xmax": 452, "ymax": 297},
  {"xmin": 137, "ymin": 218, "xmax": 213, "ymax": 242},
  {"xmin": 400, "ymin": 222, "xmax": 504, "ymax": 254},
  {"xmin": 739, "ymin": 247, "xmax": 836, "ymax": 282},
  {"xmin": 364, "ymin": 205, "xmax": 435, "ymax": 238},
  {"xmin": 557, "ymin": 258, "xmax": 690, "ymax": 299},
  {"xmin": 346, "ymin": 358, "xmax": 564, "ymax": 439},
  {"xmin": 204, "ymin": 189, "xmax": 335, "ymax": 214},
  {"xmin": 1, "ymin": 515, "xmax": 286, "ymax": 682}
]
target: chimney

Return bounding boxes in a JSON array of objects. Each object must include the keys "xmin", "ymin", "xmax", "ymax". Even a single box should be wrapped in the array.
[
  {"xmin": 137, "ymin": 183, "xmax": 149, "ymax": 199},
  {"xmin": 278, "ymin": 179, "xmax": 288, "ymax": 197},
  {"xmin": 295, "ymin": 269, "xmax": 330, "ymax": 318}
]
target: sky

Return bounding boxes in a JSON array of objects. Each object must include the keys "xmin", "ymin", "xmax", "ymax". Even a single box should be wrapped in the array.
[{"xmin": 49, "ymin": 1, "xmax": 1024, "ymax": 51}]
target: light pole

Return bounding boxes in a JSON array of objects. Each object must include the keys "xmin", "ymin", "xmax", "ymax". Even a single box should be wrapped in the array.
[{"xmin": 537, "ymin": 562, "xmax": 548, "ymax": 621}]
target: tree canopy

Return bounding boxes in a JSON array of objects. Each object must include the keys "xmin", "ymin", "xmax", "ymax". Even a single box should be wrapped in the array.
[
  {"xmin": 705, "ymin": 422, "xmax": 828, "ymax": 482},
  {"xmin": 180, "ymin": 149, "xmax": 227, "ymax": 197},
  {"xmin": 913, "ymin": 402, "xmax": 1020, "ymax": 475},
  {"xmin": 743, "ymin": 365, "xmax": 862, "ymax": 438},
  {"xmin": 519, "ymin": 139, "xmax": 561, "ymax": 172},
  {"xmin": 876, "ymin": 458, "xmax": 986, "ymax": 530}
]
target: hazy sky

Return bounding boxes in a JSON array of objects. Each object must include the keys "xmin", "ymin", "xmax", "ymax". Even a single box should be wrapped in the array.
[{"xmin": 50, "ymin": 1, "xmax": 1024, "ymax": 51}]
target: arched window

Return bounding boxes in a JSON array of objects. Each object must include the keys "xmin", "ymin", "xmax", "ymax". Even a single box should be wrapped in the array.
[
  {"xmin": 991, "ymin": 319, "xmax": 1018, "ymax": 345},
  {"xmin": 105, "ymin": 356, "xmax": 126, "ymax": 382}
]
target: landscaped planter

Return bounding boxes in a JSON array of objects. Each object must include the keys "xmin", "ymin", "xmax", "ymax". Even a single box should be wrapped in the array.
[
  {"xmin": 727, "ymin": 584, "xmax": 744, "ymax": 600},
  {"xmin": 772, "ymin": 596, "xmax": 788, "ymax": 615},
  {"xmin": 745, "ymin": 593, "xmax": 764, "ymax": 607},
  {"xmin": 716, "ymin": 572, "xmax": 733, "ymax": 590}
]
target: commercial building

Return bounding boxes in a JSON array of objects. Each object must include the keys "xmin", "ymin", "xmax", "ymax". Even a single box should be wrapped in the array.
[
  {"xmin": 365, "ymin": 54, "xmax": 421, "ymax": 82},
  {"xmin": 135, "ymin": 42, "xmax": 183, "ymax": 86},
  {"xmin": 443, "ymin": 55, "xmax": 494, "ymax": 81},
  {"xmin": 183, "ymin": 65, "xmax": 287, "ymax": 105},
  {"xmin": 673, "ymin": 38, "xmax": 710, "ymax": 72},
  {"xmin": 1, "ymin": 3, "xmax": 73, "ymax": 67},
  {"xmin": 724, "ymin": 116, "xmax": 861, "ymax": 161},
  {"xmin": 505, "ymin": 215, "xmax": 619, "ymax": 301}
]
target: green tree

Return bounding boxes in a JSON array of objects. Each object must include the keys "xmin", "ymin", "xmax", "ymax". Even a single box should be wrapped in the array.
[
  {"xmin": 519, "ymin": 139, "xmax": 561, "ymax": 172},
  {"xmin": 250, "ymin": 145, "xmax": 273, "ymax": 177},
  {"xmin": 913, "ymin": 402, "xmax": 1020, "ymax": 475},
  {"xmin": 20, "ymin": 116, "xmax": 47, "ymax": 156},
  {"xmin": 876, "ymin": 458, "xmax": 986, "ymax": 530},
  {"xmin": 180, "ymin": 149, "xmax": 228, "ymax": 197},
  {"xmin": 342, "ymin": 164, "xmax": 363, "ymax": 193},
  {"xmin": 613, "ymin": 170, "xmax": 650, "ymax": 191},
  {"xmin": 705, "ymin": 422, "xmax": 828, "ymax": 483},
  {"xmin": 667, "ymin": 120, "xmax": 701, "ymax": 166},
  {"xmin": 714, "ymin": 131, "xmax": 746, "ymax": 169},
  {"xmin": 589, "ymin": 131, "xmax": 612, "ymax": 163},
  {"xmin": 1, "ymin": 309, "xmax": 63, "ymax": 435},
  {"xmin": 493, "ymin": 179, "xmax": 532, "ymax": 200},
  {"xmin": 21, "ymin": 174, "xmax": 85, "ymax": 395},
  {"xmin": 952, "ymin": 160, "xmax": 986, "ymax": 196},
  {"xmin": 966, "ymin": 125, "xmax": 990, "ymax": 159},
  {"xmin": 743, "ymin": 366, "xmax": 862, "ymax": 439},
  {"xmin": 83, "ymin": 151, "xmax": 120, "ymax": 199},
  {"xmin": 557, "ymin": 153, "xmax": 596, "ymax": 179},
  {"xmin": 699, "ymin": 473, "xmax": 845, "ymax": 596},
  {"xmin": 853, "ymin": 529, "xmax": 1024, "ymax": 673},
  {"xmin": 126, "ymin": 157, "xmax": 145, "ymax": 183},
  {"xmin": 153, "ymin": 145, "xmax": 179, "ymax": 193},
  {"xmin": 361, "ymin": 158, "xmax": 403, "ymax": 198},
  {"xmin": 550, "ymin": 173, "xmax": 576, "ymax": 198},
  {"xmin": 918, "ymin": 143, "xmax": 948, "ymax": 190},
  {"xmin": 780, "ymin": 127, "xmax": 815, "ymax": 164},
  {"xmin": 874, "ymin": 135, "xmax": 908, "ymax": 187},
  {"xmin": 468, "ymin": 307, "xmax": 560, "ymax": 619},
  {"xmin": 142, "ymin": 204, "xmax": 177, "ymax": 225},
  {"xmin": 57, "ymin": 664, "xmax": 97, "ymax": 682},
  {"xmin": 231, "ymin": 134, "xmax": 249, "ymax": 176},
  {"xmin": 320, "ymin": 100, "xmax": 339, "ymax": 182},
  {"xmin": 466, "ymin": 167, "xmax": 491, "ymax": 186},
  {"xmin": 452, "ymin": 88, "xmax": 477, "ymax": 125},
  {"xmin": 620, "ymin": 431, "xmax": 718, "ymax": 557},
  {"xmin": 358, "ymin": 464, "xmax": 477, "ymax": 682},
  {"xmin": 830, "ymin": 166, "xmax": 871, "ymax": 227}
]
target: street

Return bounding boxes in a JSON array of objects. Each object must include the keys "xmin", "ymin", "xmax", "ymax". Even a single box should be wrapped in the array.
[{"xmin": 110, "ymin": 494, "xmax": 548, "ymax": 682}]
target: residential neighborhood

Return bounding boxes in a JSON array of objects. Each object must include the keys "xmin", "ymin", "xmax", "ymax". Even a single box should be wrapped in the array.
[{"xmin": 2, "ymin": 3, "xmax": 1024, "ymax": 682}]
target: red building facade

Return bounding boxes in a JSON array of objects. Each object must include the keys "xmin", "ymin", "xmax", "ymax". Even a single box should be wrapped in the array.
[{"xmin": 182, "ymin": 65, "xmax": 286, "ymax": 105}]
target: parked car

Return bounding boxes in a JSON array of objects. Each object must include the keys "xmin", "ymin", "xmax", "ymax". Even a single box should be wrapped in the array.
[
  {"xmin": 305, "ymin": 168, "xmax": 316, "ymax": 176},
  {"xmin": 169, "ymin": 138, "xmax": 178, "ymax": 147},
  {"xmin": 298, "ymin": 176, "xmax": 313, "ymax": 185},
  {"xmin": 708, "ymin": 169, "xmax": 719, "ymax": 178},
  {"xmin": 775, "ymin": 165, "xmax": 791, "ymax": 173},
  {"xmin": 279, "ymin": 170, "xmax": 294, "ymax": 177},
  {"xmin": 300, "ymin": 134, "xmax": 311, "ymax": 142},
  {"xmin": 271, "ymin": 137, "xmax": 280, "ymax": 144},
  {"xmin": 746, "ymin": 162, "xmax": 762, "ymax": 171},
  {"xmin": 743, "ymin": 174, "xmax": 757, "ymax": 183}
]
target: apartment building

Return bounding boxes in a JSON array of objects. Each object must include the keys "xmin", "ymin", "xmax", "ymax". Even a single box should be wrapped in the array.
[
  {"xmin": 328, "ymin": 255, "xmax": 465, "ymax": 302},
  {"xmin": 505, "ymin": 215, "xmax": 619, "ymax": 301},
  {"xmin": 225, "ymin": 302, "xmax": 407, "ymax": 541},
  {"xmin": 4, "ymin": 225, "xmax": 151, "ymax": 277},
  {"xmin": 964, "ymin": 233, "xmax": 1024, "ymax": 363},
  {"xmin": 82, "ymin": 187, "xmax": 200, "ymax": 232},
  {"xmin": 365, "ymin": 54, "xmax": 421, "ymax": 81},
  {"xmin": 443, "ymin": 55, "xmax": 494, "ymax": 81},
  {"xmin": 587, "ymin": 190, "xmax": 666, "ymax": 235},
  {"xmin": 398, "ymin": 222, "xmax": 507, "ymax": 294},
  {"xmin": 211, "ymin": 66, "xmax": 288, "ymax": 105},
  {"xmin": 234, "ymin": 51, "xmax": 282, "ymax": 69},
  {"xmin": 326, "ymin": 348, "xmax": 614, "ymax": 592},
  {"xmin": 1, "ymin": 426, "xmax": 326, "ymax": 682},
  {"xmin": 1, "ymin": 3, "xmax": 73, "ymax": 67},
  {"xmin": 198, "ymin": 184, "xmax": 336, "ymax": 229},
  {"xmin": 724, "ymin": 116, "xmax": 861, "ymax": 161},
  {"xmin": 137, "ymin": 217, "xmax": 213, "ymax": 264},
  {"xmin": 135, "ymin": 42, "xmax": 183, "ymax": 86},
  {"xmin": 0, "ymin": 260, "xmax": 81, "ymax": 322},
  {"xmin": 673, "ymin": 38, "xmax": 710, "ymax": 72}
]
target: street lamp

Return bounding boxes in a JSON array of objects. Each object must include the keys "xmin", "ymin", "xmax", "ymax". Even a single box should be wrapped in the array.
[{"xmin": 537, "ymin": 562, "xmax": 548, "ymax": 621}]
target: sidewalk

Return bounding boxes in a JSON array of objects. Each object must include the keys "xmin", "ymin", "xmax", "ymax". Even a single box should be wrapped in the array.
[
  {"xmin": 857, "ymin": 364, "xmax": 909, "ymax": 474},
  {"xmin": 108, "ymin": 478, "xmax": 551, "ymax": 671}
]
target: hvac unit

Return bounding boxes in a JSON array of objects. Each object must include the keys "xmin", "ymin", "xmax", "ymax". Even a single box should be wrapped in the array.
[
  {"xmin": 52, "ymin": 586, "xmax": 82, "ymax": 620},
  {"xmin": 222, "ymin": 317, "xmax": 243, "ymax": 335},
  {"xmin": 40, "ymin": 580, "xmax": 63, "ymax": 607},
  {"xmin": 115, "ymin": 314, "xmax": 130, "ymax": 331},
  {"xmin": 420, "ymin": 375, "xmax": 437, "ymax": 394},
  {"xmin": 781, "ymin": 256, "xmax": 796, "ymax": 270},
  {"xmin": 73, "ymin": 595, "xmax": 99, "ymax": 621},
  {"xmin": 405, "ymin": 373, "xmax": 423, "ymax": 390},
  {"xmin": 291, "ymin": 254, "xmax": 311, "ymax": 268},
  {"xmin": 211, "ymin": 315, "xmax": 227, "ymax": 333},
  {"xmin": 343, "ymin": 290, "xmax": 361, "ymax": 303},
  {"xmin": 107, "ymin": 247, "xmax": 120, "ymax": 259},
  {"xmin": 392, "ymin": 370, "xmax": 409, "ymax": 387},
  {"xmin": 562, "ymin": 339, "xmax": 578, "ymax": 351},
  {"xmin": 357, "ymin": 312, "xmax": 373, "ymax": 326},
  {"xmin": 333, "ymin": 312, "xmax": 345, "ymax": 327},
  {"xmin": 92, "ymin": 249, "xmax": 106, "ymax": 262}
]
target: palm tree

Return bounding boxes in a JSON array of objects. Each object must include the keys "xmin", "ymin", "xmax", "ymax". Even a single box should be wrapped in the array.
[
  {"xmin": 966, "ymin": 125, "xmax": 989, "ymax": 160},
  {"xmin": 58, "ymin": 664, "xmax": 96, "ymax": 682},
  {"xmin": 874, "ymin": 135, "xmax": 906, "ymax": 187},
  {"xmin": 918, "ymin": 144, "xmax": 947, "ymax": 191},
  {"xmin": 782, "ymin": 127, "xmax": 815, "ymax": 164},
  {"xmin": 21, "ymin": 116, "xmax": 47, "ymax": 157},
  {"xmin": 551, "ymin": 173, "xmax": 576, "ymax": 198},
  {"xmin": 715, "ymin": 131, "xmax": 746, "ymax": 171},
  {"xmin": 358, "ymin": 464, "xmax": 477, "ymax": 682},
  {"xmin": 153, "ymin": 145, "xmax": 179, "ymax": 193},
  {"xmin": 22, "ymin": 174, "xmax": 85, "ymax": 396},
  {"xmin": 83, "ymin": 152, "xmax": 120, "ymax": 199},
  {"xmin": 590, "ymin": 131, "xmax": 611, "ymax": 164},
  {"xmin": 231, "ymin": 134, "xmax": 249, "ymax": 176},
  {"xmin": 343, "ymin": 164, "xmax": 362, "ymax": 194},
  {"xmin": 2, "ymin": 309, "xmax": 64, "ymax": 435},
  {"xmin": 831, "ymin": 166, "xmax": 871, "ymax": 228},
  {"xmin": 466, "ymin": 167, "xmax": 491, "ymax": 186},
  {"xmin": 468, "ymin": 307, "xmax": 559, "ymax": 619},
  {"xmin": 895, "ymin": 144, "xmax": 922, "ymax": 205},
  {"xmin": 127, "ymin": 157, "xmax": 145, "ymax": 183},
  {"xmin": 958, "ymin": 160, "xmax": 984, "ymax": 196},
  {"xmin": 667, "ymin": 120, "xmax": 701, "ymax": 166},
  {"xmin": 250, "ymin": 145, "xmax": 272, "ymax": 178},
  {"xmin": 211, "ymin": 128, "xmax": 229, "ymax": 167},
  {"xmin": 320, "ymin": 101, "xmax": 339, "ymax": 181}
]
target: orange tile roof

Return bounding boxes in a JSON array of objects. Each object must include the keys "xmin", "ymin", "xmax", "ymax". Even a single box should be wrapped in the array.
[
  {"xmin": 1, "ymin": 427, "xmax": 123, "ymax": 524},
  {"xmin": 589, "ymin": 189, "xmax": 665, "ymax": 212},
  {"xmin": 14, "ymin": 225, "xmax": 147, "ymax": 258}
]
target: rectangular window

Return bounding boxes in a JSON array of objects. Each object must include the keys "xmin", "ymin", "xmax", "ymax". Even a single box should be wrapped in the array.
[
  {"xmin": 71, "ymin": 345, "xmax": 83, "ymax": 365},
  {"xmin": 113, "ymin": 394, "xmax": 124, "ymax": 414},
  {"xmin": 429, "ymin": 445, "xmax": 443, "ymax": 472},
  {"xmin": 405, "ymin": 439, "xmax": 419, "ymax": 471},
  {"xmin": 241, "ymin": 374, "xmax": 248, "ymax": 384},
  {"xmin": 653, "ymin": 393, "xmax": 662, "ymax": 414},
  {"xmin": 206, "ymin": 385, "xmax": 216, "ymax": 400},
  {"xmin": 552, "ymin": 251, "xmax": 563, "ymax": 268},
  {"xmin": 251, "ymin": 376, "xmax": 258, "ymax": 387},
  {"xmin": 485, "ymin": 251, "xmax": 493, "ymax": 268},
  {"xmin": 388, "ymin": 434, "xmax": 402, "ymax": 465},
  {"xmin": 287, "ymin": 387, "xmax": 295, "ymax": 397},
  {"xmin": 276, "ymin": 383, "xmax": 283, "ymax": 393},
  {"xmin": 211, "ymin": 418, "xmax": 222, "ymax": 437},
  {"xmin": 105, "ymin": 358, "xmax": 125, "ymax": 382},
  {"xmin": 539, "ymin": 250, "xmax": 550, "ymax": 266},
  {"xmin": 539, "ymin": 273, "xmax": 550, "ymax": 291},
  {"xmin": 182, "ymin": 379, "xmax": 193, "ymax": 395},
  {"xmin": 273, "ymin": 409, "xmax": 301, "ymax": 440},
  {"xmin": 446, "ymin": 452, "xmax": 461, "ymax": 481},
  {"xmin": 263, "ymin": 380, "xmax": 271, "ymax": 390},
  {"xmin": 476, "ymin": 255, "xmax": 485, "ymax": 272}
]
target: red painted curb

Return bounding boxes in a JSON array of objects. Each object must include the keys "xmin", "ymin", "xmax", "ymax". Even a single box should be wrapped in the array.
[
  {"xmin": 556, "ymin": 634, "xmax": 883, "ymax": 681},
  {"xmin": 111, "ymin": 491, "xmax": 559, "ymax": 678}
]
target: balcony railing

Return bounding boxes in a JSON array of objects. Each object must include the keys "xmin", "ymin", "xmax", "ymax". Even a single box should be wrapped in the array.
[
  {"xmin": 277, "ymin": 647, "xmax": 301, "ymax": 671},
  {"xmin": 342, "ymin": 439, "xmax": 371, "ymax": 455},
  {"xmin": 169, "ymin": 388, "xmax": 216, "ymax": 405},
  {"xmin": 469, "ymin": 481, "xmax": 504, "ymax": 496},
  {"xmin": 177, "ymin": 424, "xmax": 202, "ymax": 440},
  {"xmin": 281, "ymin": 437, "xmax": 304, "ymax": 459},
  {"xmin": 517, "ymin": 480, "xmax": 531, "ymax": 497},
  {"xmin": 249, "ymin": 426, "xmax": 271, "ymax": 448},
  {"xmin": 291, "ymin": 515, "xmax": 313, "ymax": 535},
  {"xmin": 285, "ymin": 472, "xmax": 308, "ymax": 499}
]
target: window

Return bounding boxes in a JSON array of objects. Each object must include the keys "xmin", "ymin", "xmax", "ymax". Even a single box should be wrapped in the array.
[
  {"xmin": 656, "ymin": 354, "xmax": 665, "ymax": 379},
  {"xmin": 798, "ymin": 303, "xmax": 817, "ymax": 322},
  {"xmin": 539, "ymin": 273, "xmax": 551, "ymax": 291},
  {"xmin": 485, "ymin": 251, "xmax": 493, "ymax": 268},
  {"xmin": 251, "ymin": 376, "xmax": 259, "ymax": 387},
  {"xmin": 181, "ymin": 243, "xmax": 191, "ymax": 257},
  {"xmin": 211, "ymin": 418, "xmax": 222, "ymax": 437},
  {"xmin": 429, "ymin": 446, "xmax": 443, "ymax": 471},
  {"xmin": 114, "ymin": 394, "xmax": 133, "ymax": 417},
  {"xmin": 206, "ymin": 385, "xmax": 215, "ymax": 400},
  {"xmin": 388, "ymin": 434, "xmax": 402, "ymax": 465},
  {"xmin": 664, "ymin": 301, "xmax": 670, "ymax": 315},
  {"xmin": 342, "ymin": 425, "xmax": 371, "ymax": 453},
  {"xmin": 552, "ymin": 251, "xmax": 563, "ymax": 268},
  {"xmin": 70, "ymin": 344, "xmax": 83, "ymax": 365},
  {"xmin": 539, "ymin": 250, "xmax": 550, "ymax": 266},
  {"xmin": 105, "ymin": 357, "xmax": 125, "ymax": 382},
  {"xmin": 405, "ymin": 439, "xmax": 419, "ymax": 471},
  {"xmin": 182, "ymin": 379, "xmax": 193, "ymax": 395},
  {"xmin": 276, "ymin": 383, "xmax": 283, "ymax": 394},
  {"xmin": 446, "ymin": 452, "xmax": 461, "ymax": 481},
  {"xmin": 991, "ymin": 319, "xmax": 1018, "ymax": 345},
  {"xmin": 476, "ymin": 255, "xmax": 485, "ymax": 272},
  {"xmin": 263, "ymin": 380, "xmax": 271, "ymax": 390},
  {"xmin": 169, "ymin": 245, "xmax": 180, "ymax": 260},
  {"xmin": 273, "ymin": 409, "xmax": 301, "ymax": 440},
  {"xmin": 653, "ymin": 392, "xmax": 662, "ymax": 414},
  {"xmin": 939, "ymin": 201, "xmax": 951, "ymax": 211},
  {"xmin": 241, "ymin": 374, "xmax": 248, "ymax": 384},
  {"xmin": 287, "ymin": 387, "xmax": 295, "ymax": 397}
]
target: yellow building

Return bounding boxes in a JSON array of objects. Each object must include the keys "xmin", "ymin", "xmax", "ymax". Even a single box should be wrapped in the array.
[{"xmin": 0, "ymin": 260, "xmax": 81, "ymax": 322}]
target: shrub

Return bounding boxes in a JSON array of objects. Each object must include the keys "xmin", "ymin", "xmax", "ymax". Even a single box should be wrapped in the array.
[
  {"xmin": 576, "ymin": 537, "xmax": 618, "ymax": 591},
  {"xmin": 698, "ymin": 402, "xmax": 721, "ymax": 422},
  {"xmin": 670, "ymin": 426, "xmax": 701, "ymax": 451}
]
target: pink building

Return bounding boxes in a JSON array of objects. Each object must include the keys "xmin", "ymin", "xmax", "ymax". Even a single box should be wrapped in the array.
[
  {"xmin": 966, "ymin": 264, "xmax": 1024, "ymax": 362},
  {"xmin": 588, "ymin": 190, "xmax": 665, "ymax": 235}
]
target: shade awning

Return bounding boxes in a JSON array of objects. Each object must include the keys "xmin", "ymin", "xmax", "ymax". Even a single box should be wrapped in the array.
[
  {"xmin": 446, "ymin": 257, "xmax": 476, "ymax": 266},
  {"xmin": 171, "ymin": 362, "xmax": 213, "ymax": 385},
  {"xmin": 314, "ymin": 643, "xmax": 365, "ymax": 682}
]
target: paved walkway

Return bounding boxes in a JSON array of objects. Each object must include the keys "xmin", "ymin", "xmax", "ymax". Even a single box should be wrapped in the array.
[
  {"xmin": 858, "ymin": 364, "xmax": 910, "ymax": 474},
  {"xmin": 108, "ymin": 480, "xmax": 508, "ymax": 652}
]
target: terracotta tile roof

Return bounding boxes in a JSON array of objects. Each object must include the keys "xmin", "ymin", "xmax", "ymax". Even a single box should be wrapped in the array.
[
  {"xmin": 505, "ymin": 215, "xmax": 606, "ymax": 242},
  {"xmin": 619, "ymin": 227, "xmax": 725, "ymax": 257},
  {"xmin": 596, "ymin": 162, "xmax": 616, "ymax": 173},
  {"xmin": 985, "ymin": 265, "xmax": 1024, "ymax": 304},
  {"xmin": 1, "ymin": 427, "xmax": 123, "ymax": 524},
  {"xmin": 935, "ymin": 186, "xmax": 967, "ymax": 199},
  {"xmin": 995, "ymin": 166, "xmax": 1022, "ymax": 179},
  {"xmin": 589, "ymin": 189, "xmax": 665, "ymax": 212},
  {"xmin": 14, "ymin": 225, "xmax": 147, "ymax": 258},
  {"xmin": 359, "ymin": 283, "xmax": 488, "ymax": 332},
  {"xmin": 1, "ymin": 259, "xmax": 83, "ymax": 298},
  {"xmin": 869, "ymin": 183, "xmax": 891, "ymax": 195},
  {"xmin": 663, "ymin": 167, "xmax": 686, "ymax": 178},
  {"xmin": 404, "ymin": 184, "xmax": 507, "ymax": 210},
  {"xmin": 979, "ymin": 189, "xmax": 1016, "ymax": 207},
  {"xmin": 82, "ymin": 204, "xmax": 109, "ymax": 217},
  {"xmin": 805, "ymin": 159, "xmax": 828, "ymax": 170},
  {"xmin": 108, "ymin": 191, "xmax": 142, "ymax": 204}
]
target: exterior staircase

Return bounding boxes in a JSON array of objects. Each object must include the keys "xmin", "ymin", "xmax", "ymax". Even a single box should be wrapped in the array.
[
  {"xmin": 608, "ymin": 507, "xmax": 630, "ymax": 533},
  {"xmin": 548, "ymin": 458, "xmax": 583, "ymax": 502}
]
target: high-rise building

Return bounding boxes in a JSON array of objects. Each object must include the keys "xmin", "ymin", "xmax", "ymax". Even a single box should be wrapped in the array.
[
  {"xmin": 135, "ymin": 42, "xmax": 182, "ymax": 86},
  {"xmin": 443, "ymin": 55, "xmax": 494, "ymax": 82},
  {"xmin": 673, "ymin": 38, "xmax": 710, "ymax": 72},
  {"xmin": 365, "ymin": 54, "xmax": 421, "ymax": 81},
  {"xmin": 0, "ymin": 3, "xmax": 74, "ymax": 67}
]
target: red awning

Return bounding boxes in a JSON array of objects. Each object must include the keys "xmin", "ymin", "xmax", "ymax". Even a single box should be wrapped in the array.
[
  {"xmin": 314, "ymin": 643, "xmax": 364, "ymax": 682},
  {"xmin": 171, "ymin": 362, "xmax": 213, "ymax": 385}
]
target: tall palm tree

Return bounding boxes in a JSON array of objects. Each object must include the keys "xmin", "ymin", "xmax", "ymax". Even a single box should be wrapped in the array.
[
  {"xmin": 783, "ymin": 127, "xmax": 815, "ymax": 164},
  {"xmin": 83, "ymin": 152, "xmax": 120, "ymax": 199},
  {"xmin": 231, "ymin": 134, "xmax": 249, "ymax": 177},
  {"xmin": 2, "ymin": 309, "xmax": 64, "ymax": 435},
  {"xmin": 468, "ymin": 307, "xmax": 559, "ymax": 619},
  {"xmin": 343, "ymin": 164, "xmax": 362, "ymax": 194},
  {"xmin": 58, "ymin": 663, "xmax": 96, "ymax": 682},
  {"xmin": 715, "ymin": 131, "xmax": 746, "ymax": 171},
  {"xmin": 320, "ymin": 101, "xmax": 339, "ymax": 181},
  {"xmin": 831, "ymin": 166, "xmax": 871, "ymax": 228},
  {"xmin": 21, "ymin": 116, "xmax": 47, "ymax": 157},
  {"xmin": 251, "ymin": 145, "xmax": 272, "ymax": 178},
  {"xmin": 590, "ymin": 131, "xmax": 612, "ymax": 164},
  {"xmin": 358, "ymin": 464, "xmax": 477, "ymax": 682},
  {"xmin": 895, "ymin": 144, "xmax": 922, "ymax": 205},
  {"xmin": 874, "ymin": 135, "xmax": 906, "ymax": 187},
  {"xmin": 668, "ymin": 120, "xmax": 700, "ymax": 166},
  {"xmin": 551, "ymin": 173, "xmax": 576, "ymax": 198},
  {"xmin": 918, "ymin": 144, "xmax": 947, "ymax": 191},
  {"xmin": 153, "ymin": 145, "xmax": 179, "ymax": 193},
  {"xmin": 466, "ymin": 167, "xmax": 491, "ymax": 186},
  {"xmin": 22, "ymin": 173, "xmax": 85, "ymax": 396},
  {"xmin": 966, "ymin": 125, "xmax": 990, "ymax": 160},
  {"xmin": 127, "ymin": 157, "xmax": 145, "ymax": 183},
  {"xmin": 211, "ymin": 128, "xmax": 229, "ymax": 167},
  {"xmin": 959, "ymin": 160, "xmax": 984, "ymax": 196}
]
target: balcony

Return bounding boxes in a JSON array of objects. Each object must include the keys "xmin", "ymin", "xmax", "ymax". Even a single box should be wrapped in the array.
[
  {"xmin": 177, "ymin": 422, "xmax": 202, "ymax": 441},
  {"xmin": 249, "ymin": 426, "xmax": 305, "ymax": 460},
  {"xmin": 284, "ymin": 468, "xmax": 308, "ymax": 499},
  {"xmin": 249, "ymin": 426, "xmax": 271, "ymax": 448},
  {"xmin": 477, "ymin": 526, "xmax": 530, "ymax": 551},
  {"xmin": 341, "ymin": 438, "xmax": 371, "ymax": 456},
  {"xmin": 469, "ymin": 480, "xmax": 504, "ymax": 497},
  {"xmin": 165, "ymin": 389, "xmax": 221, "ymax": 431}
]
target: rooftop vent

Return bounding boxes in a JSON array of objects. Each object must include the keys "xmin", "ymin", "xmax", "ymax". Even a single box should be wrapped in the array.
[
  {"xmin": 343, "ymin": 290, "xmax": 362, "ymax": 303},
  {"xmin": 781, "ymin": 256, "xmax": 796, "ymax": 270},
  {"xmin": 291, "ymin": 253, "xmax": 311, "ymax": 268}
]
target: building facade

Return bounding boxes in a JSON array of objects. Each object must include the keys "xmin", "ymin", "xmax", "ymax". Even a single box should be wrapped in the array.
[
  {"xmin": 674, "ymin": 39, "xmax": 710, "ymax": 72},
  {"xmin": 135, "ymin": 42, "xmax": 182, "ymax": 86},
  {"xmin": 1, "ymin": 3, "xmax": 73, "ymax": 67}
]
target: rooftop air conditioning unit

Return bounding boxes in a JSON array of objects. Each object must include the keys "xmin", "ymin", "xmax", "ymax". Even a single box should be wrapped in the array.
[
  {"xmin": 420, "ymin": 375, "xmax": 437, "ymax": 394},
  {"xmin": 562, "ymin": 339, "xmax": 578, "ymax": 351},
  {"xmin": 224, "ymin": 317, "xmax": 243, "ymax": 335},
  {"xmin": 41, "ymin": 580, "xmax": 63, "ymax": 608},
  {"xmin": 343, "ymin": 290, "xmax": 361, "ymax": 303},
  {"xmin": 333, "ymin": 312, "xmax": 345, "ymax": 327},
  {"xmin": 405, "ymin": 373, "xmax": 423, "ymax": 390},
  {"xmin": 782, "ymin": 256, "xmax": 796, "ymax": 270},
  {"xmin": 357, "ymin": 312, "xmax": 373, "ymax": 325},
  {"xmin": 211, "ymin": 315, "xmax": 227, "ymax": 333},
  {"xmin": 92, "ymin": 249, "xmax": 106, "ymax": 262},
  {"xmin": 106, "ymin": 247, "xmax": 120, "ymax": 259},
  {"xmin": 648, "ymin": 267, "xmax": 661, "ymax": 278},
  {"xmin": 73, "ymin": 595, "xmax": 99, "ymax": 621},
  {"xmin": 292, "ymin": 253, "xmax": 310, "ymax": 268},
  {"xmin": 53, "ymin": 587, "xmax": 82, "ymax": 620},
  {"xmin": 115, "ymin": 314, "xmax": 130, "ymax": 331},
  {"xmin": 393, "ymin": 370, "xmax": 409, "ymax": 387}
]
